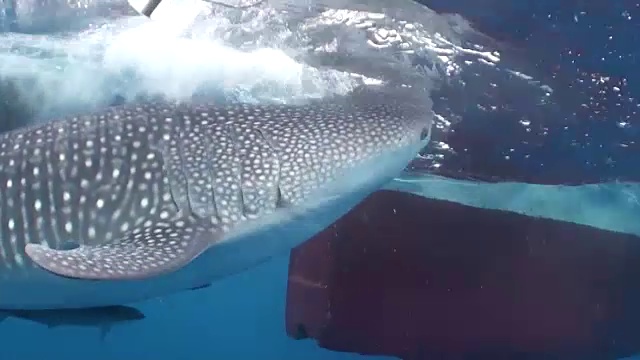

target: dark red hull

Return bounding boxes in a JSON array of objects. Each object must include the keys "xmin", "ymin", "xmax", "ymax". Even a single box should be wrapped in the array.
[{"xmin": 286, "ymin": 190, "xmax": 640, "ymax": 359}]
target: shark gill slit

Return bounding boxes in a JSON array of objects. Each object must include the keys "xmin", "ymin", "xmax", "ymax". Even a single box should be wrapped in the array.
[
  {"xmin": 256, "ymin": 126, "xmax": 286, "ymax": 210},
  {"xmin": 202, "ymin": 125, "xmax": 220, "ymax": 224}
]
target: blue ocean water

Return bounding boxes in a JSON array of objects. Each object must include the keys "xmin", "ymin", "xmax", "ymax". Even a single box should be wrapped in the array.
[
  {"xmin": 0, "ymin": 252, "xmax": 396, "ymax": 359},
  {"xmin": 0, "ymin": 0, "xmax": 638, "ymax": 359}
]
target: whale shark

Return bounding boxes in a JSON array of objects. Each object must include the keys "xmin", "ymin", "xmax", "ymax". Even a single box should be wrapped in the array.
[{"xmin": 0, "ymin": 84, "xmax": 431, "ymax": 309}]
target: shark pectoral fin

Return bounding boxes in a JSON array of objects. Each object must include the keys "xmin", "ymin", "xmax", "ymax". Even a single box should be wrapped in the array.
[{"xmin": 25, "ymin": 221, "xmax": 216, "ymax": 281}]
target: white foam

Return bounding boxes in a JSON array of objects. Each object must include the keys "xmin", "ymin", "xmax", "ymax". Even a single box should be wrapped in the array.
[
  {"xmin": 0, "ymin": 12, "xmax": 360, "ymax": 121},
  {"xmin": 0, "ymin": 0, "xmax": 547, "ymax": 132}
]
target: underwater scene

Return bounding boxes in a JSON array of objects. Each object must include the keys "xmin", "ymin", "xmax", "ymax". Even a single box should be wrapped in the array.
[{"xmin": 0, "ymin": 0, "xmax": 639, "ymax": 359}]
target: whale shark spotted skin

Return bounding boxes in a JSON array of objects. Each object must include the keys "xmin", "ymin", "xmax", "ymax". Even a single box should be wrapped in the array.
[{"xmin": 0, "ymin": 85, "xmax": 431, "ymax": 309}]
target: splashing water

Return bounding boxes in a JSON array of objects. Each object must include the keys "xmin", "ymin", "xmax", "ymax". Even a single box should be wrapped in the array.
[{"xmin": 0, "ymin": 0, "xmax": 538, "ymax": 127}]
